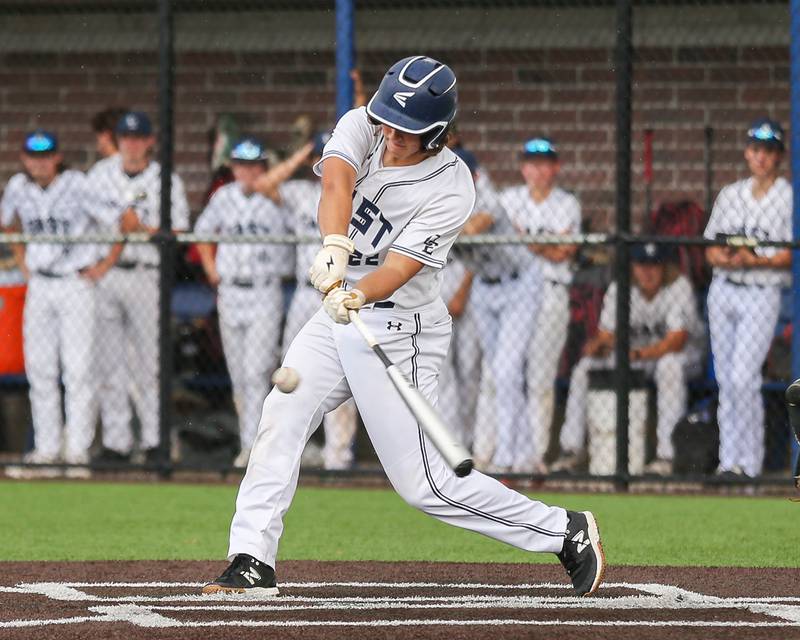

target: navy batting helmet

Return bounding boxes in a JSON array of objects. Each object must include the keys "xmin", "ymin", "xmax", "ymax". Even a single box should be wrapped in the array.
[{"xmin": 366, "ymin": 55, "xmax": 457, "ymax": 151}]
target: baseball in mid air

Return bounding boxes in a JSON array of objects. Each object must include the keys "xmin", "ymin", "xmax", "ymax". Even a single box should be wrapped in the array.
[{"xmin": 272, "ymin": 367, "xmax": 300, "ymax": 393}]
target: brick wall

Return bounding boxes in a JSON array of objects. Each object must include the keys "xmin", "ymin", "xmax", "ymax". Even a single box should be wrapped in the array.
[{"xmin": 0, "ymin": 12, "xmax": 789, "ymax": 230}]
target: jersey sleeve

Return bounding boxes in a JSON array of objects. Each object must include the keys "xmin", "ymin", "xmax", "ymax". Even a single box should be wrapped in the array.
[
  {"xmin": 86, "ymin": 164, "xmax": 124, "ymax": 228},
  {"xmin": 0, "ymin": 175, "xmax": 21, "ymax": 227},
  {"xmin": 664, "ymin": 277, "xmax": 697, "ymax": 333},
  {"xmin": 193, "ymin": 188, "xmax": 225, "ymax": 234},
  {"xmin": 558, "ymin": 193, "xmax": 582, "ymax": 234},
  {"xmin": 389, "ymin": 182, "xmax": 475, "ymax": 269},
  {"xmin": 170, "ymin": 174, "xmax": 191, "ymax": 231},
  {"xmin": 703, "ymin": 185, "xmax": 733, "ymax": 239},
  {"xmin": 313, "ymin": 107, "xmax": 376, "ymax": 176},
  {"xmin": 598, "ymin": 282, "xmax": 617, "ymax": 333}
]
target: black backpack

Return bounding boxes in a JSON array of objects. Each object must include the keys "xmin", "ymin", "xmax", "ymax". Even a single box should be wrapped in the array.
[{"xmin": 671, "ymin": 405, "xmax": 719, "ymax": 475}]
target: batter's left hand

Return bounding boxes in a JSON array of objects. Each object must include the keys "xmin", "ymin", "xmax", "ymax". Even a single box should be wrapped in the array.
[{"xmin": 324, "ymin": 287, "xmax": 366, "ymax": 324}]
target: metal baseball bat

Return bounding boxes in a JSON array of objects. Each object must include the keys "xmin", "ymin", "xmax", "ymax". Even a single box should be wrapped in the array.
[
  {"xmin": 348, "ymin": 310, "xmax": 473, "ymax": 477},
  {"xmin": 785, "ymin": 379, "xmax": 800, "ymax": 489}
]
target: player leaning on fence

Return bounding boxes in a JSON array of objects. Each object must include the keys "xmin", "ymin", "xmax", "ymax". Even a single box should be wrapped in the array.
[
  {"xmin": 203, "ymin": 56, "xmax": 605, "ymax": 598},
  {"xmin": 704, "ymin": 117, "xmax": 792, "ymax": 479}
]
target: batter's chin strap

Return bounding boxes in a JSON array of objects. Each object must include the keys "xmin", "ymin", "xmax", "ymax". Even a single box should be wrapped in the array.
[{"xmin": 785, "ymin": 379, "xmax": 800, "ymax": 493}]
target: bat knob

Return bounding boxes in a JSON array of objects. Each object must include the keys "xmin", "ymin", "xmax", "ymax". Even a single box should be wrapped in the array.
[
  {"xmin": 454, "ymin": 459, "xmax": 474, "ymax": 478},
  {"xmin": 786, "ymin": 379, "xmax": 800, "ymax": 406}
]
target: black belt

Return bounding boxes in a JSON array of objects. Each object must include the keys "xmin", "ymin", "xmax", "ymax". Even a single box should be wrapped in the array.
[
  {"xmin": 116, "ymin": 261, "xmax": 158, "ymax": 270},
  {"xmin": 36, "ymin": 270, "xmax": 68, "ymax": 279},
  {"xmin": 480, "ymin": 271, "xmax": 518, "ymax": 285},
  {"xmin": 723, "ymin": 277, "xmax": 763, "ymax": 289},
  {"xmin": 374, "ymin": 301, "xmax": 395, "ymax": 309},
  {"xmin": 227, "ymin": 278, "xmax": 277, "ymax": 288}
]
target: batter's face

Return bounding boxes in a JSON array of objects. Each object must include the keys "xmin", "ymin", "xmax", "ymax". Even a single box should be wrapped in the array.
[
  {"xmin": 231, "ymin": 161, "xmax": 266, "ymax": 194},
  {"xmin": 95, "ymin": 130, "xmax": 117, "ymax": 159},
  {"xmin": 744, "ymin": 143, "xmax": 782, "ymax": 180},
  {"xmin": 21, "ymin": 152, "xmax": 62, "ymax": 187},
  {"xmin": 118, "ymin": 134, "xmax": 155, "ymax": 166},
  {"xmin": 632, "ymin": 262, "xmax": 665, "ymax": 299},
  {"xmin": 520, "ymin": 157, "xmax": 560, "ymax": 191},
  {"xmin": 381, "ymin": 125, "xmax": 425, "ymax": 165}
]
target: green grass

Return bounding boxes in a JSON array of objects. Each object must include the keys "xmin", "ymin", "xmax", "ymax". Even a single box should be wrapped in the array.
[{"xmin": 0, "ymin": 481, "xmax": 796, "ymax": 567}]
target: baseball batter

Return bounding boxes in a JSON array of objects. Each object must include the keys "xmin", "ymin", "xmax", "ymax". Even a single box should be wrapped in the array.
[
  {"xmin": 704, "ymin": 117, "xmax": 792, "ymax": 478},
  {"xmin": 557, "ymin": 243, "xmax": 704, "ymax": 473},
  {"xmin": 203, "ymin": 56, "xmax": 604, "ymax": 598},
  {"xmin": 195, "ymin": 138, "xmax": 292, "ymax": 468},
  {"xmin": 256, "ymin": 133, "xmax": 358, "ymax": 470},
  {"xmin": 501, "ymin": 137, "xmax": 580, "ymax": 472},
  {"xmin": 88, "ymin": 111, "xmax": 190, "ymax": 462},
  {"xmin": 1, "ymin": 131, "xmax": 115, "ymax": 472}
]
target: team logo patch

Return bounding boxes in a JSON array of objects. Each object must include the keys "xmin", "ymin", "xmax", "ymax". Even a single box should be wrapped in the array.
[
  {"xmin": 393, "ymin": 91, "xmax": 414, "ymax": 108},
  {"xmin": 422, "ymin": 234, "xmax": 441, "ymax": 256}
]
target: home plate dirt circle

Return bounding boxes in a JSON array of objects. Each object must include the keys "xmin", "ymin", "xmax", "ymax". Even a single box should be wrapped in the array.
[{"xmin": 1, "ymin": 561, "xmax": 799, "ymax": 639}]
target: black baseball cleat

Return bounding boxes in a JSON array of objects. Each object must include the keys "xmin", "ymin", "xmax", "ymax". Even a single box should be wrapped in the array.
[
  {"xmin": 557, "ymin": 510, "xmax": 605, "ymax": 596},
  {"xmin": 202, "ymin": 553, "xmax": 279, "ymax": 597}
]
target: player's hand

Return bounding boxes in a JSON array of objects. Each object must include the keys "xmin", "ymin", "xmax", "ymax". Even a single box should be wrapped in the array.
[
  {"xmin": 120, "ymin": 209, "xmax": 142, "ymax": 233},
  {"xmin": 204, "ymin": 266, "xmax": 221, "ymax": 288},
  {"xmin": 323, "ymin": 287, "xmax": 365, "ymax": 324},
  {"xmin": 81, "ymin": 260, "xmax": 112, "ymax": 282},
  {"xmin": 309, "ymin": 234, "xmax": 355, "ymax": 294}
]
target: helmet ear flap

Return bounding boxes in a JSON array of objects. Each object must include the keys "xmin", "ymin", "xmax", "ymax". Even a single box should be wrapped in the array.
[{"xmin": 422, "ymin": 123, "xmax": 451, "ymax": 152}]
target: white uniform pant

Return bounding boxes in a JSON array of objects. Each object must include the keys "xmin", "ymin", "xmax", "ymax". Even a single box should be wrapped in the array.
[
  {"xmin": 95, "ymin": 267, "xmax": 159, "ymax": 453},
  {"xmin": 283, "ymin": 283, "xmax": 357, "ymax": 469},
  {"xmin": 471, "ymin": 271, "xmax": 541, "ymax": 470},
  {"xmin": 24, "ymin": 275, "xmax": 97, "ymax": 460},
  {"xmin": 708, "ymin": 278, "xmax": 780, "ymax": 476},
  {"xmin": 229, "ymin": 301, "xmax": 567, "ymax": 567},
  {"xmin": 525, "ymin": 282, "xmax": 570, "ymax": 463},
  {"xmin": 560, "ymin": 350, "xmax": 702, "ymax": 461},
  {"xmin": 219, "ymin": 282, "xmax": 284, "ymax": 451}
]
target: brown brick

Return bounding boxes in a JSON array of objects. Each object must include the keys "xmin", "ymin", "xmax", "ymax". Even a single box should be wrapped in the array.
[
  {"xmin": 580, "ymin": 68, "xmax": 615, "ymax": 83},
  {"xmin": 548, "ymin": 49, "xmax": 609, "ymax": 65},
  {"xmin": 491, "ymin": 87, "xmax": 547, "ymax": 104},
  {"xmin": 636, "ymin": 108, "xmax": 706, "ymax": 124},
  {"xmin": 485, "ymin": 49, "xmax": 546, "ymax": 65},
  {"xmin": 633, "ymin": 86, "xmax": 674, "ymax": 104},
  {"xmin": 551, "ymin": 87, "xmax": 610, "ymax": 104},
  {"xmin": 118, "ymin": 52, "xmax": 159, "ymax": 67},
  {"xmin": 456, "ymin": 68, "xmax": 514, "ymax": 84},
  {"xmin": 634, "ymin": 67, "xmax": 705, "ymax": 83},
  {"xmin": 60, "ymin": 52, "xmax": 121, "ymax": 68},
  {"xmin": 633, "ymin": 47, "xmax": 674, "ymax": 64},
  {"xmin": 60, "ymin": 90, "xmax": 119, "ymax": 106},
  {"xmin": 677, "ymin": 47, "xmax": 738, "ymax": 64},
  {"xmin": 211, "ymin": 71, "xmax": 268, "ymax": 86},
  {"xmin": 6, "ymin": 90, "xmax": 61, "ymax": 106},
  {"xmin": 296, "ymin": 51, "xmax": 335, "ymax": 66},
  {"xmin": 240, "ymin": 51, "xmax": 299, "ymax": 67},
  {"xmin": 293, "ymin": 89, "xmax": 336, "ymax": 104},
  {"xmin": 272, "ymin": 70, "xmax": 328, "ymax": 86},
  {"xmin": 239, "ymin": 89, "xmax": 297, "ymax": 106},
  {"xmin": 772, "ymin": 66, "xmax": 789, "ymax": 83},
  {"xmin": 517, "ymin": 108, "xmax": 579, "ymax": 125},
  {"xmin": 677, "ymin": 87, "xmax": 738, "ymax": 104},
  {"xmin": 708, "ymin": 107, "xmax": 764, "ymax": 124},
  {"xmin": 517, "ymin": 68, "xmax": 577, "ymax": 84},
  {"xmin": 31, "ymin": 72, "xmax": 90, "ymax": 89},
  {"xmin": 4, "ymin": 53, "xmax": 59, "ymax": 68},
  {"xmin": 548, "ymin": 129, "xmax": 609, "ymax": 145},
  {"xmin": 578, "ymin": 109, "xmax": 614, "ymax": 125},
  {"xmin": 177, "ymin": 91, "xmax": 239, "ymax": 107},
  {"xmin": 740, "ymin": 46, "xmax": 788, "ymax": 63},
  {"xmin": 177, "ymin": 52, "xmax": 238, "ymax": 67},
  {"xmin": 709, "ymin": 67, "xmax": 769, "ymax": 83},
  {"xmin": 0, "ymin": 73, "xmax": 31, "ymax": 88}
]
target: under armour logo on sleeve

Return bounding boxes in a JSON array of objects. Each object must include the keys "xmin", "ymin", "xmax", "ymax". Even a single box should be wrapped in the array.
[{"xmin": 387, "ymin": 321, "xmax": 403, "ymax": 331}]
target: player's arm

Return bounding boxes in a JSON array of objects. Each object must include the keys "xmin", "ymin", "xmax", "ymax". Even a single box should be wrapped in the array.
[
  {"xmin": 705, "ymin": 245, "xmax": 733, "ymax": 268},
  {"xmin": 461, "ymin": 211, "xmax": 494, "ymax": 235},
  {"xmin": 583, "ymin": 329, "xmax": 614, "ymax": 357},
  {"xmin": 737, "ymin": 246, "xmax": 791, "ymax": 269},
  {"xmin": 531, "ymin": 235, "xmax": 577, "ymax": 263},
  {"xmin": 355, "ymin": 252, "xmax": 425, "ymax": 303},
  {"xmin": 447, "ymin": 271, "xmax": 474, "ymax": 317},
  {"xmin": 255, "ymin": 143, "xmax": 314, "ymax": 202},
  {"xmin": 307, "ymin": 156, "xmax": 357, "ymax": 293},
  {"xmin": 631, "ymin": 329, "xmax": 688, "ymax": 362},
  {"xmin": 0, "ymin": 219, "xmax": 29, "ymax": 281},
  {"xmin": 81, "ymin": 243, "xmax": 123, "ymax": 282}
]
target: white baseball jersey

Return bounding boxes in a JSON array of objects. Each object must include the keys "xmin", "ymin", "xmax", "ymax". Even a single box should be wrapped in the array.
[
  {"xmin": 703, "ymin": 176, "xmax": 792, "ymax": 287},
  {"xmin": 280, "ymin": 178, "xmax": 321, "ymax": 283},
  {"xmin": 314, "ymin": 107, "xmax": 475, "ymax": 308},
  {"xmin": 194, "ymin": 181, "xmax": 293, "ymax": 283},
  {"xmin": 87, "ymin": 155, "xmax": 190, "ymax": 264},
  {"xmin": 599, "ymin": 275, "xmax": 704, "ymax": 355},
  {"xmin": 0, "ymin": 170, "xmax": 102, "ymax": 274},
  {"xmin": 501, "ymin": 185, "xmax": 581, "ymax": 285}
]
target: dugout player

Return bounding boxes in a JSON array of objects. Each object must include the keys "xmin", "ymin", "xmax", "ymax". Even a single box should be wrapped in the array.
[
  {"xmin": 254, "ymin": 132, "xmax": 359, "ymax": 470},
  {"xmin": 501, "ymin": 137, "xmax": 580, "ymax": 473},
  {"xmin": 88, "ymin": 112, "xmax": 190, "ymax": 464},
  {"xmin": 555, "ymin": 243, "xmax": 704, "ymax": 474},
  {"xmin": 91, "ymin": 106, "xmax": 128, "ymax": 161},
  {"xmin": 704, "ymin": 117, "xmax": 792, "ymax": 478},
  {"xmin": 203, "ymin": 56, "xmax": 604, "ymax": 598},
  {"xmin": 1, "ymin": 131, "xmax": 116, "ymax": 477},
  {"xmin": 195, "ymin": 137, "xmax": 292, "ymax": 469}
]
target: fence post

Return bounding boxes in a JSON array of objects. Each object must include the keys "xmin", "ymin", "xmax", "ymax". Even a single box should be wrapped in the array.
[
  {"xmin": 790, "ymin": 0, "xmax": 800, "ymax": 472},
  {"xmin": 335, "ymin": 0, "xmax": 355, "ymax": 120},
  {"xmin": 156, "ymin": 0, "xmax": 175, "ymax": 477},
  {"xmin": 614, "ymin": 0, "xmax": 633, "ymax": 489}
]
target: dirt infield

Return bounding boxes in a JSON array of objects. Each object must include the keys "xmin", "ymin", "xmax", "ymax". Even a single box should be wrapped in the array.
[{"xmin": 1, "ymin": 560, "xmax": 799, "ymax": 639}]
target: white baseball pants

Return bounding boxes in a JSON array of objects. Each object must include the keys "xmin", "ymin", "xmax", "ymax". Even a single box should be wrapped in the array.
[
  {"xmin": 229, "ymin": 301, "xmax": 567, "ymax": 567},
  {"xmin": 95, "ymin": 267, "xmax": 159, "ymax": 453},
  {"xmin": 23, "ymin": 275, "xmax": 97, "ymax": 460},
  {"xmin": 525, "ymin": 282, "xmax": 570, "ymax": 466},
  {"xmin": 218, "ymin": 282, "xmax": 284, "ymax": 451},
  {"xmin": 707, "ymin": 278, "xmax": 781, "ymax": 476},
  {"xmin": 283, "ymin": 283, "xmax": 357, "ymax": 470}
]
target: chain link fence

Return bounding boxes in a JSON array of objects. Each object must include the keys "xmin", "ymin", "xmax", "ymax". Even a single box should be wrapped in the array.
[{"xmin": 0, "ymin": 0, "xmax": 795, "ymax": 486}]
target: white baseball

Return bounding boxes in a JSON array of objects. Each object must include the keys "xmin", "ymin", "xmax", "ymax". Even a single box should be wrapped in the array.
[{"xmin": 272, "ymin": 367, "xmax": 300, "ymax": 393}]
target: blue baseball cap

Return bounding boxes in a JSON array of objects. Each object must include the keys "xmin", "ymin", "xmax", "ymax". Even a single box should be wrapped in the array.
[
  {"xmin": 631, "ymin": 242, "xmax": 669, "ymax": 264},
  {"xmin": 452, "ymin": 145, "xmax": 479, "ymax": 175},
  {"xmin": 311, "ymin": 131, "xmax": 332, "ymax": 158},
  {"xmin": 116, "ymin": 111, "xmax": 153, "ymax": 136},
  {"xmin": 747, "ymin": 117, "xmax": 784, "ymax": 151},
  {"xmin": 230, "ymin": 137, "xmax": 268, "ymax": 163},
  {"xmin": 23, "ymin": 130, "xmax": 58, "ymax": 154},
  {"xmin": 521, "ymin": 137, "xmax": 558, "ymax": 159}
]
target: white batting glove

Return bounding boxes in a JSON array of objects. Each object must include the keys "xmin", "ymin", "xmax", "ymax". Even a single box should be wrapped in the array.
[
  {"xmin": 309, "ymin": 234, "xmax": 355, "ymax": 294},
  {"xmin": 324, "ymin": 287, "xmax": 366, "ymax": 324}
]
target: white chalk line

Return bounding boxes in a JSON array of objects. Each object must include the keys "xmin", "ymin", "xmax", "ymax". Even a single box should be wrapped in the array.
[{"xmin": 2, "ymin": 580, "xmax": 800, "ymax": 629}]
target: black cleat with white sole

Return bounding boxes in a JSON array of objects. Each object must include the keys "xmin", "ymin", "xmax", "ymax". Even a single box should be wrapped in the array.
[
  {"xmin": 557, "ymin": 510, "xmax": 605, "ymax": 596},
  {"xmin": 202, "ymin": 553, "xmax": 279, "ymax": 597}
]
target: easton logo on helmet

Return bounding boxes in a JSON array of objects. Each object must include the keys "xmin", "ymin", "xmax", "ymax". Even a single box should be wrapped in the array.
[{"xmin": 393, "ymin": 91, "xmax": 414, "ymax": 108}]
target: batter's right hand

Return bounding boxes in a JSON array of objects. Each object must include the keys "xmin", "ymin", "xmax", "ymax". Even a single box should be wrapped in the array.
[{"xmin": 309, "ymin": 234, "xmax": 355, "ymax": 294}]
